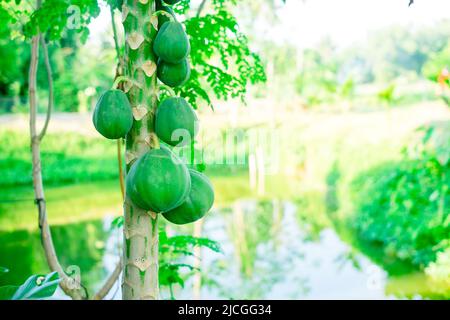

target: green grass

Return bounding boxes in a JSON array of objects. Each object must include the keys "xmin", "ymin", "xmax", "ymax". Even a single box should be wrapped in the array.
[{"xmin": 0, "ymin": 130, "xmax": 119, "ymax": 187}]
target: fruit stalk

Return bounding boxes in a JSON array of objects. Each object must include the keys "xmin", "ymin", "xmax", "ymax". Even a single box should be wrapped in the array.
[{"xmin": 122, "ymin": 0, "xmax": 160, "ymax": 300}]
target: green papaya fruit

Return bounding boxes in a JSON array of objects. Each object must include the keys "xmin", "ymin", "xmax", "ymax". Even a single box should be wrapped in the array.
[
  {"xmin": 126, "ymin": 146, "xmax": 191, "ymax": 212},
  {"xmin": 163, "ymin": 170, "xmax": 214, "ymax": 225},
  {"xmin": 92, "ymin": 89, "xmax": 133, "ymax": 139},
  {"xmin": 154, "ymin": 21, "xmax": 190, "ymax": 63},
  {"xmin": 156, "ymin": 2, "xmax": 176, "ymax": 27},
  {"xmin": 157, "ymin": 58, "xmax": 191, "ymax": 87},
  {"xmin": 155, "ymin": 97, "xmax": 198, "ymax": 146}
]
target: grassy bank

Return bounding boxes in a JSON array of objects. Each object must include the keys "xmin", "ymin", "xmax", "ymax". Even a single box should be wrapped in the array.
[{"xmin": 0, "ymin": 130, "xmax": 119, "ymax": 187}]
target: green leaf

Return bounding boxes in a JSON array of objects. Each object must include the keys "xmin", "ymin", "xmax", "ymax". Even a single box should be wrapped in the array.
[
  {"xmin": 110, "ymin": 216, "xmax": 124, "ymax": 230},
  {"xmin": 160, "ymin": 232, "xmax": 222, "ymax": 254},
  {"xmin": 11, "ymin": 271, "xmax": 60, "ymax": 300},
  {"xmin": 159, "ymin": 263, "xmax": 197, "ymax": 288},
  {"xmin": 0, "ymin": 266, "xmax": 9, "ymax": 274}
]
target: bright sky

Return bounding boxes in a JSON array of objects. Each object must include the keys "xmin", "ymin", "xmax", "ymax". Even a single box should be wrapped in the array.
[
  {"xmin": 88, "ymin": 0, "xmax": 450, "ymax": 49},
  {"xmin": 266, "ymin": 0, "xmax": 450, "ymax": 48}
]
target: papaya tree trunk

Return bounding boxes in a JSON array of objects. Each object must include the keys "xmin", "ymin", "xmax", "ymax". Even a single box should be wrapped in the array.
[{"xmin": 121, "ymin": 0, "xmax": 160, "ymax": 300}]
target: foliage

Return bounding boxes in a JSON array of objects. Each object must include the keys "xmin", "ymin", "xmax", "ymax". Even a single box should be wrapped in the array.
[
  {"xmin": 422, "ymin": 43, "xmax": 450, "ymax": 84},
  {"xmin": 109, "ymin": 216, "xmax": 221, "ymax": 300},
  {"xmin": 294, "ymin": 191, "xmax": 329, "ymax": 240},
  {"xmin": 0, "ymin": 271, "xmax": 60, "ymax": 300},
  {"xmin": 50, "ymin": 42, "xmax": 115, "ymax": 112},
  {"xmin": 377, "ymin": 83, "xmax": 396, "ymax": 106},
  {"xmin": 256, "ymin": 20, "xmax": 447, "ymax": 108},
  {"xmin": 294, "ymin": 39, "xmax": 339, "ymax": 105},
  {"xmin": 0, "ymin": 0, "xmax": 100, "ymax": 41},
  {"xmin": 172, "ymin": 0, "xmax": 266, "ymax": 109},
  {"xmin": 159, "ymin": 230, "xmax": 221, "ymax": 299},
  {"xmin": 425, "ymin": 247, "xmax": 450, "ymax": 287},
  {"xmin": 348, "ymin": 21, "xmax": 450, "ymax": 83},
  {"xmin": 0, "ymin": 0, "xmax": 105, "ymax": 113},
  {"xmin": 0, "ymin": 0, "xmax": 265, "ymax": 112},
  {"xmin": 350, "ymin": 123, "xmax": 450, "ymax": 270}
]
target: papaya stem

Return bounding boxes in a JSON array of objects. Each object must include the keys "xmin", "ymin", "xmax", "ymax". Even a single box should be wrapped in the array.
[
  {"xmin": 112, "ymin": 76, "xmax": 130, "ymax": 89},
  {"xmin": 117, "ymin": 139, "xmax": 125, "ymax": 199},
  {"xmin": 152, "ymin": 10, "xmax": 175, "ymax": 22},
  {"xmin": 158, "ymin": 84, "xmax": 176, "ymax": 97}
]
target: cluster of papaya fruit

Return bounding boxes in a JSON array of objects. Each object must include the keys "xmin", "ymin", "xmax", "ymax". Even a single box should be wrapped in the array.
[
  {"xmin": 154, "ymin": 0, "xmax": 191, "ymax": 87},
  {"xmin": 92, "ymin": 0, "xmax": 214, "ymax": 225}
]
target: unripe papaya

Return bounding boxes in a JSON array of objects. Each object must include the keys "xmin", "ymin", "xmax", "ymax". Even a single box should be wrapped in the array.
[
  {"xmin": 163, "ymin": 170, "xmax": 214, "ymax": 225},
  {"xmin": 92, "ymin": 89, "xmax": 133, "ymax": 139},
  {"xmin": 157, "ymin": 58, "xmax": 191, "ymax": 87},
  {"xmin": 126, "ymin": 146, "xmax": 191, "ymax": 212},
  {"xmin": 154, "ymin": 21, "xmax": 190, "ymax": 64},
  {"xmin": 155, "ymin": 97, "xmax": 198, "ymax": 146}
]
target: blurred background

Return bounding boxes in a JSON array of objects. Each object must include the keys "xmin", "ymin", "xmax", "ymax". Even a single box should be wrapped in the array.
[{"xmin": 0, "ymin": 0, "xmax": 449, "ymax": 299}]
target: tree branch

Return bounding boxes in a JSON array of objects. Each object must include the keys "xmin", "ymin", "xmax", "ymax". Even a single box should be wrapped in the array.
[
  {"xmin": 197, "ymin": 0, "xmax": 207, "ymax": 17},
  {"xmin": 92, "ymin": 258, "xmax": 123, "ymax": 300},
  {"xmin": 28, "ymin": 0, "xmax": 88, "ymax": 301},
  {"xmin": 29, "ymin": 32, "xmax": 87, "ymax": 300},
  {"xmin": 37, "ymin": 36, "xmax": 53, "ymax": 141},
  {"xmin": 110, "ymin": 5, "xmax": 121, "ymax": 61}
]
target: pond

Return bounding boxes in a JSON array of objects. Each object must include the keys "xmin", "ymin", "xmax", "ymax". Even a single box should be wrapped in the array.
[{"xmin": 0, "ymin": 179, "xmax": 444, "ymax": 300}]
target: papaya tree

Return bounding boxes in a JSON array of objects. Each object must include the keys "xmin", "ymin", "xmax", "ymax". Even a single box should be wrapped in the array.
[
  {"xmin": 0, "ymin": 0, "xmax": 265, "ymax": 299},
  {"xmin": 106, "ymin": 0, "xmax": 264, "ymax": 300}
]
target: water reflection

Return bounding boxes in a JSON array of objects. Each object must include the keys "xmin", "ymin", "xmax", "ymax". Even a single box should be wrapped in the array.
[
  {"xmin": 0, "ymin": 219, "xmax": 113, "ymax": 296},
  {"xmin": 0, "ymin": 182, "xmax": 447, "ymax": 299},
  {"xmin": 193, "ymin": 200, "xmax": 390, "ymax": 299}
]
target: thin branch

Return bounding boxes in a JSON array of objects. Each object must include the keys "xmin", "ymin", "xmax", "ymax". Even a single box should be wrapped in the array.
[
  {"xmin": 111, "ymin": 2, "xmax": 126, "ymax": 211},
  {"xmin": 28, "ymin": 0, "xmax": 88, "ymax": 301},
  {"xmin": 110, "ymin": 5, "xmax": 124, "ymax": 74},
  {"xmin": 29, "ymin": 32, "xmax": 87, "ymax": 300},
  {"xmin": 110, "ymin": 278, "xmax": 121, "ymax": 300},
  {"xmin": 196, "ymin": 0, "xmax": 207, "ymax": 17},
  {"xmin": 111, "ymin": 8, "xmax": 120, "ymax": 52},
  {"xmin": 92, "ymin": 258, "xmax": 123, "ymax": 300},
  {"xmin": 37, "ymin": 36, "xmax": 53, "ymax": 141}
]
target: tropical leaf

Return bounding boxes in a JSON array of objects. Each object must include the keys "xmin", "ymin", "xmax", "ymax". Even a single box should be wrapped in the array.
[
  {"xmin": 11, "ymin": 271, "xmax": 60, "ymax": 300},
  {"xmin": 110, "ymin": 216, "xmax": 124, "ymax": 230}
]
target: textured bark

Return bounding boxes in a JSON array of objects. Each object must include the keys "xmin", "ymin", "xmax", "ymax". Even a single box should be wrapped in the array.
[{"xmin": 121, "ymin": 0, "xmax": 160, "ymax": 300}]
